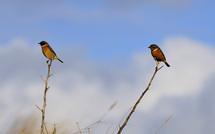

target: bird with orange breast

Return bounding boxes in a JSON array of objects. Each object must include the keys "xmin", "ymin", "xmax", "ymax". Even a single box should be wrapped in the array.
[
  {"xmin": 148, "ymin": 44, "xmax": 170, "ymax": 67},
  {"xmin": 38, "ymin": 41, "xmax": 63, "ymax": 63}
]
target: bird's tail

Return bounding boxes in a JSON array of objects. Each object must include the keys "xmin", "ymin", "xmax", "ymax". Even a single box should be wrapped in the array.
[
  {"xmin": 164, "ymin": 61, "xmax": 170, "ymax": 67},
  {"xmin": 58, "ymin": 58, "xmax": 63, "ymax": 63}
]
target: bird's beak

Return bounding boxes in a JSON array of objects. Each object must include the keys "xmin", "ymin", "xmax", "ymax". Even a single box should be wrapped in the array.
[{"xmin": 148, "ymin": 46, "xmax": 150, "ymax": 48}]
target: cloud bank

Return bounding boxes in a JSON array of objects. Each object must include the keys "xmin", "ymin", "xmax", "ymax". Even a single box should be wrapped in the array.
[{"xmin": 0, "ymin": 37, "xmax": 215, "ymax": 133}]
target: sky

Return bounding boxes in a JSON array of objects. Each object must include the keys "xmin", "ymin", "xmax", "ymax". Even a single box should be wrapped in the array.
[{"xmin": 0, "ymin": 0, "xmax": 215, "ymax": 134}]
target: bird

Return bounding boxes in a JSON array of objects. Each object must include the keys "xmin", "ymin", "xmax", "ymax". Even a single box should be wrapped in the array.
[
  {"xmin": 38, "ymin": 41, "xmax": 63, "ymax": 63},
  {"xmin": 148, "ymin": 44, "xmax": 170, "ymax": 67}
]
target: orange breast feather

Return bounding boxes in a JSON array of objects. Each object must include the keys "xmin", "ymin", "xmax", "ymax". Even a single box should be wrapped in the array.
[
  {"xmin": 152, "ymin": 50, "xmax": 165, "ymax": 61},
  {"xmin": 42, "ymin": 46, "xmax": 56, "ymax": 59}
]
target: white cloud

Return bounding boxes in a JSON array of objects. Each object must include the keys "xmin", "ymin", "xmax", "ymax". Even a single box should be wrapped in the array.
[{"xmin": 0, "ymin": 37, "xmax": 215, "ymax": 133}]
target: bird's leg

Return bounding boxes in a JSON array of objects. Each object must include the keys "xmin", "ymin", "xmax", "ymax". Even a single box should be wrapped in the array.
[
  {"xmin": 46, "ymin": 60, "xmax": 50, "ymax": 64},
  {"xmin": 155, "ymin": 61, "xmax": 159, "ymax": 70}
]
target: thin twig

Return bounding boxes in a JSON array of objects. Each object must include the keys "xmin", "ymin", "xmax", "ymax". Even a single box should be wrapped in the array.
[
  {"xmin": 52, "ymin": 124, "xmax": 56, "ymax": 134},
  {"xmin": 40, "ymin": 75, "xmax": 45, "ymax": 82},
  {"xmin": 45, "ymin": 124, "xmax": 49, "ymax": 134},
  {"xmin": 101, "ymin": 102, "xmax": 117, "ymax": 121},
  {"xmin": 85, "ymin": 120, "xmax": 101, "ymax": 129},
  {"xmin": 112, "ymin": 107, "xmax": 132, "ymax": 134},
  {"xmin": 73, "ymin": 120, "xmax": 101, "ymax": 134},
  {"xmin": 106, "ymin": 123, "xmax": 113, "ymax": 134},
  {"xmin": 155, "ymin": 115, "xmax": 173, "ymax": 134},
  {"xmin": 35, "ymin": 105, "xmax": 42, "ymax": 111},
  {"xmin": 74, "ymin": 102, "xmax": 117, "ymax": 134},
  {"xmin": 50, "ymin": 72, "xmax": 56, "ymax": 77},
  {"xmin": 77, "ymin": 122, "xmax": 83, "ymax": 134},
  {"xmin": 117, "ymin": 62, "xmax": 162, "ymax": 134},
  {"xmin": 88, "ymin": 128, "xmax": 91, "ymax": 134}
]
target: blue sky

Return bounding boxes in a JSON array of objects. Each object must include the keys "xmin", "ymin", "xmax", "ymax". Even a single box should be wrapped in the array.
[
  {"xmin": 0, "ymin": 0, "xmax": 215, "ymax": 134},
  {"xmin": 1, "ymin": 0, "xmax": 214, "ymax": 60}
]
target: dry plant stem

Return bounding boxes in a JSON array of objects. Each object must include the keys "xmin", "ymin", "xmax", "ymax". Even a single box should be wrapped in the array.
[
  {"xmin": 52, "ymin": 124, "xmax": 56, "ymax": 134},
  {"xmin": 45, "ymin": 124, "xmax": 49, "ymax": 134},
  {"xmin": 74, "ymin": 103, "xmax": 117, "ymax": 134},
  {"xmin": 77, "ymin": 122, "xmax": 83, "ymax": 134},
  {"xmin": 106, "ymin": 124, "xmax": 113, "ymax": 134},
  {"xmin": 112, "ymin": 107, "xmax": 133, "ymax": 134},
  {"xmin": 117, "ymin": 62, "xmax": 163, "ymax": 134},
  {"xmin": 88, "ymin": 128, "xmax": 91, "ymax": 134},
  {"xmin": 40, "ymin": 59, "xmax": 53, "ymax": 134},
  {"xmin": 155, "ymin": 115, "xmax": 173, "ymax": 134}
]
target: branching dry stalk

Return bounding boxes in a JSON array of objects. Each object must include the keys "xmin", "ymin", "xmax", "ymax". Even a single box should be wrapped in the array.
[
  {"xmin": 117, "ymin": 62, "xmax": 163, "ymax": 134},
  {"xmin": 36, "ymin": 59, "xmax": 54, "ymax": 134}
]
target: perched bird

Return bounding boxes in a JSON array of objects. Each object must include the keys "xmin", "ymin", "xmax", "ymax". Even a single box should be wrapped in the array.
[
  {"xmin": 38, "ymin": 41, "xmax": 63, "ymax": 63},
  {"xmin": 148, "ymin": 44, "xmax": 170, "ymax": 67}
]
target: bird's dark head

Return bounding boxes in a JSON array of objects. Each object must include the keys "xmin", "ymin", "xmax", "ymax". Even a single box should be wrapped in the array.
[
  {"xmin": 38, "ymin": 41, "xmax": 48, "ymax": 46},
  {"xmin": 148, "ymin": 44, "xmax": 158, "ymax": 50}
]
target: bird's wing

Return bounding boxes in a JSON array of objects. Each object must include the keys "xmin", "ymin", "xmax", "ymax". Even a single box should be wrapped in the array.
[
  {"xmin": 159, "ymin": 49, "xmax": 166, "ymax": 60},
  {"xmin": 47, "ymin": 45, "xmax": 57, "ymax": 56}
]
